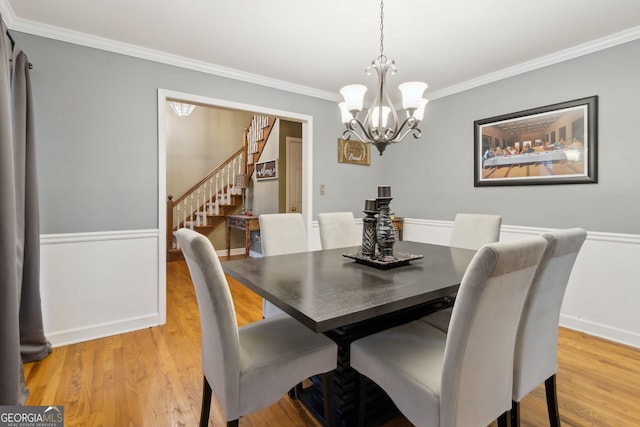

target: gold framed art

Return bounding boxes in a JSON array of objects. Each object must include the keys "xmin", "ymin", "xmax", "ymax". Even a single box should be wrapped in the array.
[{"xmin": 338, "ymin": 138, "xmax": 370, "ymax": 165}]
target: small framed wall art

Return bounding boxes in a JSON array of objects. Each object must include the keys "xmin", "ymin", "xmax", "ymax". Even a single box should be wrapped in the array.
[
  {"xmin": 338, "ymin": 138, "xmax": 370, "ymax": 165},
  {"xmin": 255, "ymin": 159, "xmax": 278, "ymax": 181}
]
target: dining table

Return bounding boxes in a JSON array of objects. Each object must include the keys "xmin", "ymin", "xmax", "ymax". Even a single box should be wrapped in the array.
[{"xmin": 221, "ymin": 240, "xmax": 476, "ymax": 426}]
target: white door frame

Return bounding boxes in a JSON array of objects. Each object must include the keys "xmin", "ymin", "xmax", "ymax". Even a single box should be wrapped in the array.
[
  {"xmin": 157, "ymin": 88, "xmax": 314, "ymax": 324},
  {"xmin": 285, "ymin": 136, "xmax": 303, "ymax": 213}
]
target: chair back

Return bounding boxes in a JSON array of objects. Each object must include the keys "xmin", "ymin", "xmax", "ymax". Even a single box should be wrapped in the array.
[
  {"xmin": 259, "ymin": 213, "xmax": 308, "ymax": 256},
  {"xmin": 318, "ymin": 212, "xmax": 361, "ymax": 249},
  {"xmin": 175, "ymin": 228, "xmax": 241, "ymax": 416},
  {"xmin": 513, "ymin": 228, "xmax": 587, "ymax": 401},
  {"xmin": 440, "ymin": 236, "xmax": 547, "ymax": 427},
  {"xmin": 259, "ymin": 213, "xmax": 308, "ymax": 317},
  {"xmin": 449, "ymin": 213, "xmax": 502, "ymax": 250}
]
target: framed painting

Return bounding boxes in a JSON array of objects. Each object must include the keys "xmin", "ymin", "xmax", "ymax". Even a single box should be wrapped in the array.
[
  {"xmin": 474, "ymin": 96, "xmax": 597, "ymax": 186},
  {"xmin": 255, "ymin": 159, "xmax": 278, "ymax": 181},
  {"xmin": 338, "ymin": 138, "xmax": 371, "ymax": 165}
]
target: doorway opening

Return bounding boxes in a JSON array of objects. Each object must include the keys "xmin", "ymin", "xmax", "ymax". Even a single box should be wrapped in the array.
[{"xmin": 157, "ymin": 88, "xmax": 314, "ymax": 324}]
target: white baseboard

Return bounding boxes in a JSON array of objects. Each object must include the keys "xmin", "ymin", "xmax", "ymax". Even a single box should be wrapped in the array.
[
  {"xmin": 46, "ymin": 314, "xmax": 159, "ymax": 348},
  {"xmin": 560, "ymin": 314, "xmax": 640, "ymax": 349},
  {"xmin": 220, "ymin": 247, "xmax": 248, "ymax": 257}
]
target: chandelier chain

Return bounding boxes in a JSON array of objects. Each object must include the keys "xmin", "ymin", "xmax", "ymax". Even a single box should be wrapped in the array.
[{"xmin": 379, "ymin": 0, "xmax": 385, "ymax": 59}]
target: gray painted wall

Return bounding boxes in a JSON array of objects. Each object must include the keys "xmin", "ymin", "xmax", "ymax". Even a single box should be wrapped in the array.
[
  {"xmin": 13, "ymin": 31, "xmax": 640, "ymax": 235},
  {"xmin": 384, "ymin": 39, "xmax": 640, "ymax": 234},
  {"xmin": 15, "ymin": 32, "xmax": 384, "ymax": 234}
]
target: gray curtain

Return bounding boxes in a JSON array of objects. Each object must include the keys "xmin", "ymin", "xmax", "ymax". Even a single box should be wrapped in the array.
[{"xmin": 1, "ymin": 15, "xmax": 51, "ymax": 405}]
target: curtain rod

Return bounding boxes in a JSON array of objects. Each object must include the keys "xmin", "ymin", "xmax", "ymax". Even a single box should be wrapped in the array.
[
  {"xmin": 5, "ymin": 29, "xmax": 33, "ymax": 69},
  {"xmin": 6, "ymin": 28, "xmax": 14, "ymax": 48}
]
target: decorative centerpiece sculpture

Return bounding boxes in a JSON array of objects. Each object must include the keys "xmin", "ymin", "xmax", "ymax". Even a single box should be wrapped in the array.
[
  {"xmin": 361, "ymin": 199, "xmax": 378, "ymax": 258},
  {"xmin": 376, "ymin": 185, "xmax": 396, "ymax": 260},
  {"xmin": 345, "ymin": 185, "xmax": 423, "ymax": 269}
]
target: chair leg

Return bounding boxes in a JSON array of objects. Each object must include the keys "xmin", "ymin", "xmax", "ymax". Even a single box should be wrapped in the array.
[
  {"xmin": 288, "ymin": 381, "xmax": 303, "ymax": 399},
  {"xmin": 321, "ymin": 371, "xmax": 336, "ymax": 427},
  {"xmin": 545, "ymin": 374, "xmax": 561, "ymax": 427},
  {"xmin": 226, "ymin": 420, "xmax": 239, "ymax": 427},
  {"xmin": 510, "ymin": 400, "xmax": 521, "ymax": 427},
  {"xmin": 200, "ymin": 376, "xmax": 212, "ymax": 427},
  {"xmin": 497, "ymin": 410, "xmax": 509, "ymax": 427}
]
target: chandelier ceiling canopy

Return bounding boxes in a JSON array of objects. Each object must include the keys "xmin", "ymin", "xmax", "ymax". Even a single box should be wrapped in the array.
[{"xmin": 339, "ymin": 0, "xmax": 428, "ymax": 155}]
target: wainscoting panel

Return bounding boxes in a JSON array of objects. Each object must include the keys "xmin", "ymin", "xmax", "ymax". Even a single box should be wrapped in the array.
[
  {"xmin": 402, "ymin": 218, "xmax": 640, "ymax": 349},
  {"xmin": 40, "ymin": 230, "xmax": 160, "ymax": 347},
  {"xmin": 42, "ymin": 223, "xmax": 638, "ymax": 349}
]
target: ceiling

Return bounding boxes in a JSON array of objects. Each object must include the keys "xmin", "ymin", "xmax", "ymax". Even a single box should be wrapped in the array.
[{"xmin": 2, "ymin": 0, "xmax": 640, "ymax": 102}]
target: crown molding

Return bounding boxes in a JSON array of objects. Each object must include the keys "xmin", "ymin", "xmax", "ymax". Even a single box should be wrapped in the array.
[
  {"xmin": 427, "ymin": 25, "xmax": 640, "ymax": 100},
  {"xmin": 3, "ymin": 0, "xmax": 639, "ymax": 104},
  {"xmin": 0, "ymin": 2, "xmax": 341, "ymax": 102}
]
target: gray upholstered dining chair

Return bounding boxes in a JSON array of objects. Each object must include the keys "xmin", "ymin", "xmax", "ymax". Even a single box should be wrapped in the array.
[
  {"xmin": 258, "ymin": 213, "xmax": 309, "ymax": 318},
  {"xmin": 511, "ymin": 228, "xmax": 587, "ymax": 427},
  {"xmin": 449, "ymin": 213, "xmax": 502, "ymax": 250},
  {"xmin": 350, "ymin": 236, "xmax": 547, "ymax": 427},
  {"xmin": 420, "ymin": 213, "xmax": 503, "ymax": 331},
  {"xmin": 417, "ymin": 229, "xmax": 587, "ymax": 426},
  {"xmin": 317, "ymin": 211, "xmax": 361, "ymax": 249},
  {"xmin": 176, "ymin": 228, "xmax": 338, "ymax": 427}
]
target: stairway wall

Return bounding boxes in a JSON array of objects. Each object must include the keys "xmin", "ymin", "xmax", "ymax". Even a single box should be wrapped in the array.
[{"xmin": 249, "ymin": 120, "xmax": 280, "ymax": 216}]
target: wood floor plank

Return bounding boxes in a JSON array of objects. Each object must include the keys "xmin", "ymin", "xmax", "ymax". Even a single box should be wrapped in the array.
[{"xmin": 23, "ymin": 259, "xmax": 640, "ymax": 426}]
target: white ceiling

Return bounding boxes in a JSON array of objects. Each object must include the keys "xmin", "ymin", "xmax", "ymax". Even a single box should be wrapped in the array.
[{"xmin": 2, "ymin": 0, "xmax": 640, "ymax": 101}]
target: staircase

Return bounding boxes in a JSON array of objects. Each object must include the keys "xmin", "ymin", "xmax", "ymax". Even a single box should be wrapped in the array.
[{"xmin": 166, "ymin": 115, "xmax": 276, "ymax": 261}]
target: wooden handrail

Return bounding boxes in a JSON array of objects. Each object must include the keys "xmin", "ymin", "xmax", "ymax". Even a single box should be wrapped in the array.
[{"xmin": 168, "ymin": 147, "xmax": 244, "ymax": 207}]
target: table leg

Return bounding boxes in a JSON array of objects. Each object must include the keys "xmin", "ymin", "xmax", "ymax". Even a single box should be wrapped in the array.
[
  {"xmin": 245, "ymin": 227, "xmax": 250, "ymax": 257},
  {"xmin": 297, "ymin": 297, "xmax": 452, "ymax": 426}
]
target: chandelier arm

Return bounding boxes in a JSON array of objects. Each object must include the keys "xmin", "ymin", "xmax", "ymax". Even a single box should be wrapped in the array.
[
  {"xmin": 343, "ymin": 122, "xmax": 371, "ymax": 144},
  {"xmin": 347, "ymin": 117, "xmax": 378, "ymax": 142},
  {"xmin": 393, "ymin": 124, "xmax": 422, "ymax": 143},
  {"xmin": 383, "ymin": 116, "xmax": 416, "ymax": 142}
]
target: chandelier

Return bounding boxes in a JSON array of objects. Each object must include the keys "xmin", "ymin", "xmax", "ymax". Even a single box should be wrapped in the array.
[
  {"xmin": 339, "ymin": 0, "xmax": 428, "ymax": 155},
  {"xmin": 169, "ymin": 102, "xmax": 196, "ymax": 117}
]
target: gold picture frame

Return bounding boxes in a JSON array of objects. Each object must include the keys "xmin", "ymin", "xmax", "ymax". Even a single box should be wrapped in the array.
[{"xmin": 338, "ymin": 138, "xmax": 371, "ymax": 165}]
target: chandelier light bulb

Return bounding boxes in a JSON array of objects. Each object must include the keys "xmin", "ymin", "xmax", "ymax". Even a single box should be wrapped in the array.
[
  {"xmin": 399, "ymin": 82, "xmax": 428, "ymax": 110},
  {"xmin": 414, "ymin": 99, "xmax": 429, "ymax": 121},
  {"xmin": 338, "ymin": 103, "xmax": 352, "ymax": 124},
  {"xmin": 371, "ymin": 105, "xmax": 391, "ymax": 128},
  {"xmin": 340, "ymin": 84, "xmax": 368, "ymax": 113}
]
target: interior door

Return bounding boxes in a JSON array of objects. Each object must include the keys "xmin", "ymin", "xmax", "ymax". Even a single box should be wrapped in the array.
[{"xmin": 286, "ymin": 137, "xmax": 303, "ymax": 213}]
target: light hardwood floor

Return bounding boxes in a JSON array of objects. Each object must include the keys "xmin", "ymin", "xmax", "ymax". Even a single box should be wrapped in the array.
[{"xmin": 24, "ymin": 260, "xmax": 640, "ymax": 426}]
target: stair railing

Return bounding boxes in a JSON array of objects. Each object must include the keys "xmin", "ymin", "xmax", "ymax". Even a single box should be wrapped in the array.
[
  {"xmin": 166, "ymin": 114, "xmax": 276, "ymax": 255},
  {"xmin": 167, "ymin": 148, "xmax": 245, "ymax": 250}
]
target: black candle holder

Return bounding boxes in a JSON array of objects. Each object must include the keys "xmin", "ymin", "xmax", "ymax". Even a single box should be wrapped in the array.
[
  {"xmin": 361, "ymin": 202, "xmax": 378, "ymax": 259},
  {"xmin": 376, "ymin": 196, "xmax": 396, "ymax": 260}
]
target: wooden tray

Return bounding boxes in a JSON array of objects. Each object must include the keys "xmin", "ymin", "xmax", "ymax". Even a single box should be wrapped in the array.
[{"xmin": 343, "ymin": 252, "xmax": 424, "ymax": 270}]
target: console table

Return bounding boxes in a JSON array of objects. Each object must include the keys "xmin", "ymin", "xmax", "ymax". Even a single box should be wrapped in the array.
[{"xmin": 226, "ymin": 215, "xmax": 260, "ymax": 257}]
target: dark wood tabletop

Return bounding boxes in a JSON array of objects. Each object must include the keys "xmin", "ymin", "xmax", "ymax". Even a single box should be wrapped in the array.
[{"xmin": 221, "ymin": 241, "xmax": 476, "ymax": 333}]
